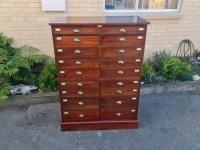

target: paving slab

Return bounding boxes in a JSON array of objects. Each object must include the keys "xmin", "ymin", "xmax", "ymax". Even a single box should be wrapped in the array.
[{"xmin": 0, "ymin": 91, "xmax": 200, "ymax": 150}]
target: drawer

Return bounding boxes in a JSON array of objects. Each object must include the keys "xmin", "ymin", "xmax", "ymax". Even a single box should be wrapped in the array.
[
  {"xmin": 100, "ymin": 35, "xmax": 144, "ymax": 46},
  {"xmin": 101, "ymin": 79, "xmax": 140, "ymax": 88},
  {"xmin": 57, "ymin": 59, "xmax": 99, "ymax": 69},
  {"xmin": 62, "ymin": 110, "xmax": 99, "ymax": 122},
  {"xmin": 101, "ymin": 58, "xmax": 142, "ymax": 68},
  {"xmin": 60, "ymin": 89, "xmax": 99, "ymax": 97},
  {"xmin": 101, "ymin": 109, "xmax": 137, "ymax": 120},
  {"xmin": 101, "ymin": 88, "xmax": 139, "ymax": 97},
  {"xmin": 59, "ymin": 81, "xmax": 99, "ymax": 89},
  {"xmin": 101, "ymin": 97, "xmax": 138, "ymax": 108},
  {"xmin": 54, "ymin": 36, "xmax": 99, "ymax": 47},
  {"xmin": 55, "ymin": 47, "xmax": 99, "ymax": 59},
  {"xmin": 61, "ymin": 98, "xmax": 99, "ymax": 110},
  {"xmin": 101, "ymin": 68, "xmax": 141, "ymax": 78},
  {"xmin": 101, "ymin": 26, "xmax": 146, "ymax": 34},
  {"xmin": 52, "ymin": 26, "xmax": 99, "ymax": 35},
  {"xmin": 58, "ymin": 69, "xmax": 99, "ymax": 79},
  {"xmin": 100, "ymin": 47, "xmax": 143, "ymax": 58}
]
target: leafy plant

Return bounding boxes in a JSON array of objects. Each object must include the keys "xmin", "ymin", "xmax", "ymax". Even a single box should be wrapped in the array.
[
  {"xmin": 0, "ymin": 33, "xmax": 52, "ymax": 100},
  {"xmin": 179, "ymin": 71, "xmax": 194, "ymax": 81},
  {"xmin": 142, "ymin": 61, "xmax": 154, "ymax": 84},
  {"xmin": 37, "ymin": 62, "xmax": 57, "ymax": 92}
]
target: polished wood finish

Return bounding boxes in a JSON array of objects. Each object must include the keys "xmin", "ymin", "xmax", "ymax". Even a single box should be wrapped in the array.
[{"xmin": 50, "ymin": 16, "xmax": 149, "ymax": 131}]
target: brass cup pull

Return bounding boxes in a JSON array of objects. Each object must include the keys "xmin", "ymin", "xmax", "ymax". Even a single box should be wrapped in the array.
[
  {"xmin": 118, "ymin": 60, "xmax": 125, "ymax": 64},
  {"xmin": 78, "ymin": 91, "xmax": 83, "ymax": 95},
  {"xmin": 74, "ymin": 38, "xmax": 80, "ymax": 42},
  {"xmin": 78, "ymin": 102, "xmax": 84, "ymax": 105},
  {"xmin": 76, "ymin": 60, "xmax": 82, "ymax": 65},
  {"xmin": 117, "ymin": 70, "xmax": 124, "ymax": 74},
  {"xmin": 74, "ymin": 49, "xmax": 81, "ymax": 54},
  {"xmin": 118, "ymin": 49, "xmax": 125, "ymax": 53},
  {"xmin": 64, "ymin": 112, "xmax": 68, "ymax": 115},
  {"xmin": 119, "ymin": 37, "xmax": 126, "ymax": 42},
  {"xmin": 117, "ymin": 82, "xmax": 123, "ymax": 86},
  {"xmin": 79, "ymin": 114, "xmax": 84, "ymax": 118},
  {"xmin": 120, "ymin": 28, "xmax": 126, "ymax": 32},
  {"xmin": 77, "ymin": 83, "xmax": 83, "ymax": 86},
  {"xmin": 116, "ymin": 113, "xmax": 121, "ymax": 116},
  {"xmin": 73, "ymin": 28, "xmax": 80, "ymax": 33},
  {"xmin": 116, "ymin": 101, "xmax": 122, "ymax": 104},
  {"xmin": 116, "ymin": 90, "xmax": 122, "ymax": 94},
  {"xmin": 76, "ymin": 71, "xmax": 82, "ymax": 75}
]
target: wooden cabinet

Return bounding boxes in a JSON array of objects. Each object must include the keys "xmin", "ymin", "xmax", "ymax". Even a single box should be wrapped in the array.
[{"xmin": 49, "ymin": 16, "xmax": 150, "ymax": 131}]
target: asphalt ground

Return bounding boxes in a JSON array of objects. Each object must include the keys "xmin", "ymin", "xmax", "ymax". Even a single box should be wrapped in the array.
[{"xmin": 0, "ymin": 91, "xmax": 200, "ymax": 150}]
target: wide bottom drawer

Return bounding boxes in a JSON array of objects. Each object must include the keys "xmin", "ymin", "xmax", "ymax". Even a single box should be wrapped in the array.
[
  {"xmin": 62, "ymin": 110, "xmax": 99, "ymax": 122},
  {"xmin": 101, "ymin": 109, "xmax": 137, "ymax": 120}
]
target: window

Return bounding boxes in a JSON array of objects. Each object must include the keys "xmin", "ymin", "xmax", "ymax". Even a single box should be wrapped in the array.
[{"xmin": 104, "ymin": 0, "xmax": 181, "ymax": 12}]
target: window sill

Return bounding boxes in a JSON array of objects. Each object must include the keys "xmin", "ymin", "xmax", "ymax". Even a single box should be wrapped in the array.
[{"xmin": 103, "ymin": 12, "xmax": 182, "ymax": 20}]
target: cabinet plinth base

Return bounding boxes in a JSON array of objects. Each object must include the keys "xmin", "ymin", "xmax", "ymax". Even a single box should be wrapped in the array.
[{"xmin": 61, "ymin": 120, "xmax": 138, "ymax": 131}]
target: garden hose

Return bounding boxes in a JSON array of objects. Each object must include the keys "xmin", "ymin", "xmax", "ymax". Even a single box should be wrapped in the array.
[{"xmin": 176, "ymin": 39, "xmax": 195, "ymax": 59}]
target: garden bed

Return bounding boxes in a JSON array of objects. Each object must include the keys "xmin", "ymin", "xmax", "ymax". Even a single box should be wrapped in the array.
[{"xmin": 1, "ymin": 81, "xmax": 200, "ymax": 109}]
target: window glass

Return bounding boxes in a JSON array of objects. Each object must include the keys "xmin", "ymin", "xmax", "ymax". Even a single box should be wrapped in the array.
[
  {"xmin": 105, "ymin": 0, "xmax": 136, "ymax": 10},
  {"xmin": 138, "ymin": 0, "xmax": 178, "ymax": 9}
]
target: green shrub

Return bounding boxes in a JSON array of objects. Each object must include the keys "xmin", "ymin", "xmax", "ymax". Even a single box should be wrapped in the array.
[
  {"xmin": 37, "ymin": 62, "xmax": 57, "ymax": 92},
  {"xmin": 179, "ymin": 71, "xmax": 194, "ymax": 81},
  {"xmin": 142, "ymin": 61, "xmax": 154, "ymax": 84},
  {"xmin": 0, "ymin": 33, "xmax": 52, "ymax": 100}
]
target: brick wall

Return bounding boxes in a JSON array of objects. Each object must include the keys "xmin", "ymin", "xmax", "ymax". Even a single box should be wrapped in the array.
[{"xmin": 0, "ymin": 0, "xmax": 199, "ymax": 58}]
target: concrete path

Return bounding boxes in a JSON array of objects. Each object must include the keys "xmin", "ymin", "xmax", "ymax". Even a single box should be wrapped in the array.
[{"xmin": 0, "ymin": 91, "xmax": 200, "ymax": 150}]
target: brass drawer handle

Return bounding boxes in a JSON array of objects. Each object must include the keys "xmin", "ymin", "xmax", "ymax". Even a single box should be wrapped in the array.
[
  {"xmin": 76, "ymin": 71, "xmax": 82, "ymax": 75},
  {"xmin": 57, "ymin": 49, "xmax": 63, "ymax": 52},
  {"xmin": 62, "ymin": 91, "xmax": 67, "ymax": 94},
  {"xmin": 116, "ymin": 113, "xmax": 121, "ymax": 116},
  {"xmin": 132, "ymin": 97, "xmax": 137, "ymax": 100},
  {"xmin": 79, "ymin": 114, "xmax": 84, "ymax": 118},
  {"xmin": 118, "ymin": 49, "xmax": 125, "ymax": 53},
  {"xmin": 119, "ymin": 37, "xmax": 126, "ymax": 41},
  {"xmin": 116, "ymin": 101, "xmax": 122, "ymax": 104},
  {"xmin": 60, "ymin": 71, "xmax": 65, "ymax": 74},
  {"xmin": 56, "ymin": 37, "xmax": 62, "ymax": 40},
  {"xmin": 117, "ymin": 82, "xmax": 123, "ymax": 86},
  {"xmin": 116, "ymin": 90, "xmax": 122, "ymax": 94},
  {"xmin": 77, "ymin": 83, "xmax": 83, "ymax": 86},
  {"xmin": 74, "ymin": 38, "xmax": 80, "ymax": 42},
  {"xmin": 131, "ymin": 109, "xmax": 136, "ymax": 112},
  {"xmin": 73, "ymin": 28, "xmax": 80, "ymax": 33},
  {"xmin": 120, "ymin": 28, "xmax": 126, "ymax": 32},
  {"xmin": 55, "ymin": 28, "xmax": 61, "ymax": 31},
  {"xmin": 61, "ymin": 82, "xmax": 66, "ymax": 85},
  {"xmin": 64, "ymin": 112, "xmax": 68, "ymax": 115},
  {"xmin": 63, "ymin": 99, "xmax": 68, "ymax": 102},
  {"xmin": 58, "ymin": 60, "xmax": 64, "ymax": 63},
  {"xmin": 78, "ymin": 91, "xmax": 83, "ymax": 95},
  {"xmin": 117, "ymin": 70, "xmax": 124, "ymax": 74},
  {"xmin": 74, "ymin": 49, "xmax": 81, "ymax": 54},
  {"xmin": 75, "ymin": 60, "xmax": 82, "ymax": 65},
  {"xmin": 118, "ymin": 60, "xmax": 125, "ymax": 64},
  {"xmin": 78, "ymin": 102, "xmax": 84, "ymax": 105}
]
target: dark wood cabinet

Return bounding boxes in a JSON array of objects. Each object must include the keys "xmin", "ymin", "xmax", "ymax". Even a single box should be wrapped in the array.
[{"xmin": 49, "ymin": 16, "xmax": 150, "ymax": 131}]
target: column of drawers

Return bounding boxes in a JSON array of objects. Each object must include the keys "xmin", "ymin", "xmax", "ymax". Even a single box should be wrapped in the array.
[
  {"xmin": 53, "ymin": 26, "xmax": 101, "ymax": 122},
  {"xmin": 99, "ymin": 26, "xmax": 146, "ymax": 121}
]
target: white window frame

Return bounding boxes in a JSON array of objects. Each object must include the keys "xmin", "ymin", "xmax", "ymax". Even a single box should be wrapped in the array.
[{"xmin": 104, "ymin": 0, "xmax": 181, "ymax": 12}]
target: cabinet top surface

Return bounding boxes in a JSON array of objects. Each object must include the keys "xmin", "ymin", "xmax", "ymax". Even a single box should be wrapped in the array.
[{"xmin": 49, "ymin": 16, "xmax": 150, "ymax": 25}]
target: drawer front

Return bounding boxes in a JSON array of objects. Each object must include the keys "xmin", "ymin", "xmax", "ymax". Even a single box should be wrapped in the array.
[
  {"xmin": 100, "ymin": 47, "xmax": 143, "ymax": 58},
  {"xmin": 101, "ymin": 58, "xmax": 142, "ymax": 68},
  {"xmin": 57, "ymin": 59, "xmax": 99, "ymax": 69},
  {"xmin": 101, "ymin": 79, "xmax": 140, "ymax": 88},
  {"xmin": 58, "ymin": 69, "xmax": 99, "ymax": 79},
  {"xmin": 61, "ymin": 98, "xmax": 99, "ymax": 110},
  {"xmin": 101, "ymin": 26, "xmax": 146, "ymax": 34},
  {"xmin": 53, "ymin": 26, "xmax": 99, "ymax": 35},
  {"xmin": 101, "ymin": 88, "xmax": 139, "ymax": 97},
  {"xmin": 60, "ymin": 89, "xmax": 99, "ymax": 97},
  {"xmin": 101, "ymin": 109, "xmax": 136, "ymax": 120},
  {"xmin": 54, "ymin": 36, "xmax": 99, "ymax": 47},
  {"xmin": 59, "ymin": 81, "xmax": 99, "ymax": 89},
  {"xmin": 62, "ymin": 110, "xmax": 99, "ymax": 122},
  {"xmin": 101, "ymin": 97, "xmax": 138, "ymax": 108},
  {"xmin": 100, "ymin": 36, "xmax": 144, "ymax": 46},
  {"xmin": 101, "ymin": 69, "xmax": 141, "ymax": 78},
  {"xmin": 55, "ymin": 48, "xmax": 99, "ymax": 59}
]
